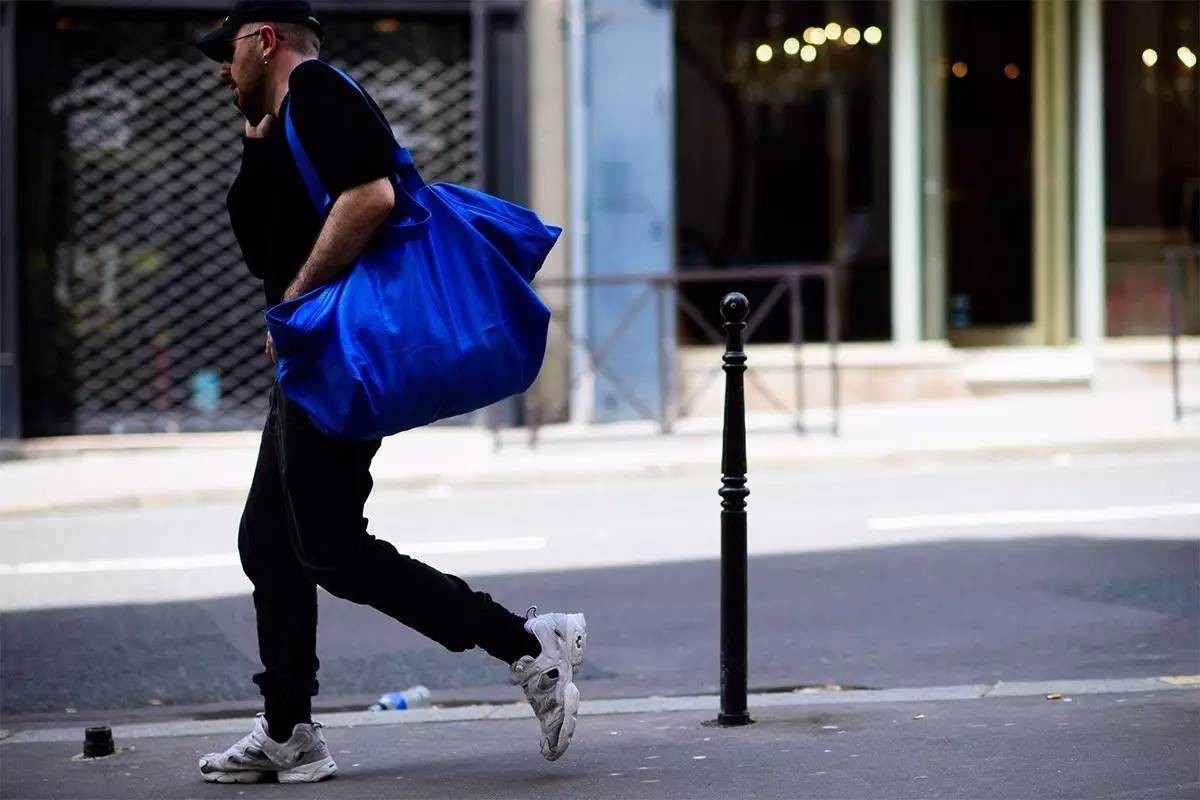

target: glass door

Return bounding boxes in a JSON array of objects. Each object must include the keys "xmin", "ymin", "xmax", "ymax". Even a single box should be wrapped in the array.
[{"xmin": 924, "ymin": 0, "xmax": 1069, "ymax": 346}]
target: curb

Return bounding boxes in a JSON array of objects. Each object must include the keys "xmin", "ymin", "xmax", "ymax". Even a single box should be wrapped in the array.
[{"xmin": 2, "ymin": 676, "xmax": 1196, "ymax": 746}]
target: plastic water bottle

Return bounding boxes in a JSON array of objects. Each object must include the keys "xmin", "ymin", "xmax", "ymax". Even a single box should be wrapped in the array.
[
  {"xmin": 368, "ymin": 685, "xmax": 432, "ymax": 712},
  {"xmin": 951, "ymin": 294, "xmax": 971, "ymax": 329}
]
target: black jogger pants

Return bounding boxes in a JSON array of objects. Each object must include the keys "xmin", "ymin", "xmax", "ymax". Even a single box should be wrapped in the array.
[{"xmin": 237, "ymin": 384, "xmax": 534, "ymax": 710}]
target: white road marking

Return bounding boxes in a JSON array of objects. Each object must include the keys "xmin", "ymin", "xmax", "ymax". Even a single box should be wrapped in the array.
[
  {"xmin": 868, "ymin": 503, "xmax": 1200, "ymax": 532},
  {"xmin": 0, "ymin": 553, "xmax": 241, "ymax": 575},
  {"xmin": 0, "ymin": 536, "xmax": 547, "ymax": 576},
  {"xmin": 403, "ymin": 536, "xmax": 546, "ymax": 555}
]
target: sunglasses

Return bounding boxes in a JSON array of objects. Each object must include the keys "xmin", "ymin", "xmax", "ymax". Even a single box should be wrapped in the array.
[{"xmin": 220, "ymin": 26, "xmax": 287, "ymax": 62}]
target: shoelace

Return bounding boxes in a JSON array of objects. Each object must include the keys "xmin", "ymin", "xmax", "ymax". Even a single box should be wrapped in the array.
[{"xmin": 526, "ymin": 605, "xmax": 538, "ymax": 621}]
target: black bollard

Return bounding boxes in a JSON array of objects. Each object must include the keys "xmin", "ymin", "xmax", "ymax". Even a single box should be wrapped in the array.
[{"xmin": 718, "ymin": 292, "xmax": 752, "ymax": 726}]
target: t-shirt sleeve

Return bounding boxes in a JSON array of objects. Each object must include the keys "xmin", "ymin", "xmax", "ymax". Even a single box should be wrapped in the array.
[{"xmin": 286, "ymin": 61, "xmax": 397, "ymax": 195}]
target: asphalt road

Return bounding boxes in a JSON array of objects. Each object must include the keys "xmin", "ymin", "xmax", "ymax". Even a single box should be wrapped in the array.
[
  {"xmin": 1, "ymin": 451, "xmax": 1197, "ymax": 723},
  {"xmin": 1, "ymin": 450, "xmax": 1196, "ymax": 610}
]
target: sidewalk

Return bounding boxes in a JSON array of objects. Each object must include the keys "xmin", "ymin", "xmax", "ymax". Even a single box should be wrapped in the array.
[
  {"xmin": 2, "ymin": 679, "xmax": 1196, "ymax": 799},
  {"xmin": 1, "ymin": 387, "xmax": 1197, "ymax": 516}
]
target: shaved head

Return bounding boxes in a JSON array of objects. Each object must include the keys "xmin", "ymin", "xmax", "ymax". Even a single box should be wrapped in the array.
[{"xmin": 273, "ymin": 21, "xmax": 321, "ymax": 57}]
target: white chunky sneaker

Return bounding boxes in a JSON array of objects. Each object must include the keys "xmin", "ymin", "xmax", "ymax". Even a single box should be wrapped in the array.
[
  {"xmin": 198, "ymin": 713, "xmax": 337, "ymax": 784},
  {"xmin": 510, "ymin": 606, "xmax": 588, "ymax": 762}
]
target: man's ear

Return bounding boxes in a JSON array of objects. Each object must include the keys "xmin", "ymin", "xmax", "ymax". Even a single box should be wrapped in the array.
[{"xmin": 259, "ymin": 24, "xmax": 282, "ymax": 59}]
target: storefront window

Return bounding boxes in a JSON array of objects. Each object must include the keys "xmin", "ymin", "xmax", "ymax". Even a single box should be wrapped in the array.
[
  {"xmin": 1103, "ymin": 0, "xmax": 1199, "ymax": 336},
  {"xmin": 674, "ymin": 1, "xmax": 891, "ymax": 342}
]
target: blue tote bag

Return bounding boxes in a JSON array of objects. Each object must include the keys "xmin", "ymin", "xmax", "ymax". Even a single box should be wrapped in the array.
[{"xmin": 265, "ymin": 66, "xmax": 559, "ymax": 440}]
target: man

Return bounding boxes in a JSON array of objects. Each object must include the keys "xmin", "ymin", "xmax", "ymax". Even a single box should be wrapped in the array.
[{"xmin": 193, "ymin": 1, "xmax": 586, "ymax": 784}]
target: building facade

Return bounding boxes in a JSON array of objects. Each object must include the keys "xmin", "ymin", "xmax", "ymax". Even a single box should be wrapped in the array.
[
  {"xmin": 1, "ymin": 0, "xmax": 1197, "ymax": 437},
  {"xmin": 573, "ymin": 0, "xmax": 1199, "ymax": 421}
]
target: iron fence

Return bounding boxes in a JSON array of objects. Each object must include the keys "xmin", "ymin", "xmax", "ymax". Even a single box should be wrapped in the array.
[{"xmin": 501, "ymin": 265, "xmax": 841, "ymax": 447}]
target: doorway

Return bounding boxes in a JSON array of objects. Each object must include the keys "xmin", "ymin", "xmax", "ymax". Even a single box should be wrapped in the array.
[{"xmin": 924, "ymin": 0, "xmax": 1070, "ymax": 346}]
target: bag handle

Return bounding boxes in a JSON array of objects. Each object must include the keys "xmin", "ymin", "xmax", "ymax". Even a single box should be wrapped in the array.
[
  {"xmin": 322, "ymin": 65, "xmax": 425, "ymax": 197},
  {"xmin": 282, "ymin": 63, "xmax": 426, "ymax": 218},
  {"xmin": 282, "ymin": 105, "xmax": 333, "ymax": 214}
]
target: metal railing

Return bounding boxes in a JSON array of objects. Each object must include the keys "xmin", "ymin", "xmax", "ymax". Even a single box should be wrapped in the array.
[
  {"xmin": 498, "ymin": 264, "xmax": 841, "ymax": 446},
  {"xmin": 1166, "ymin": 245, "xmax": 1200, "ymax": 421}
]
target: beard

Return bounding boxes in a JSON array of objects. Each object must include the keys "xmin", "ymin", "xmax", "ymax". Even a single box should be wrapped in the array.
[{"xmin": 233, "ymin": 73, "xmax": 270, "ymax": 125}]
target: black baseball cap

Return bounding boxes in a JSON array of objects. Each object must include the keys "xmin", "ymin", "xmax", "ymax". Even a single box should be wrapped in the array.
[{"xmin": 196, "ymin": 0, "xmax": 323, "ymax": 63}]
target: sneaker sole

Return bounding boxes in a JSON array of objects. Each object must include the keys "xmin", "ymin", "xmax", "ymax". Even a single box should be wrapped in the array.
[
  {"xmin": 201, "ymin": 769, "xmax": 266, "ymax": 784},
  {"xmin": 543, "ymin": 681, "xmax": 580, "ymax": 762},
  {"xmin": 278, "ymin": 755, "xmax": 338, "ymax": 784}
]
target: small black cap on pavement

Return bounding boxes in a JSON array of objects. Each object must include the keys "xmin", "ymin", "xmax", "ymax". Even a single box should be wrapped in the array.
[{"xmin": 82, "ymin": 726, "xmax": 115, "ymax": 758}]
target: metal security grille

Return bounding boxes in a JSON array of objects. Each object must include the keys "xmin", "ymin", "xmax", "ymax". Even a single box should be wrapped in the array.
[{"xmin": 45, "ymin": 11, "xmax": 476, "ymax": 434}]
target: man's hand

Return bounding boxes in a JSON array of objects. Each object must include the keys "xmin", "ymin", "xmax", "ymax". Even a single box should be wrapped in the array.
[
  {"xmin": 265, "ymin": 332, "xmax": 277, "ymax": 364},
  {"xmin": 245, "ymin": 114, "xmax": 275, "ymax": 140}
]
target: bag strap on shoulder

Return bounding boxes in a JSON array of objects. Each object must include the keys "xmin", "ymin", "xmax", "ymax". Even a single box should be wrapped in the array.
[{"xmin": 282, "ymin": 62, "xmax": 424, "ymax": 216}]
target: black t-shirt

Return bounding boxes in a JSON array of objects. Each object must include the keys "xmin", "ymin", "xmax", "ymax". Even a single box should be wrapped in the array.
[{"xmin": 226, "ymin": 60, "xmax": 397, "ymax": 305}]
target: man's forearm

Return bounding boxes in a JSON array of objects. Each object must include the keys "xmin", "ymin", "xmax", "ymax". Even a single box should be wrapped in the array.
[{"xmin": 283, "ymin": 177, "xmax": 395, "ymax": 301}]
